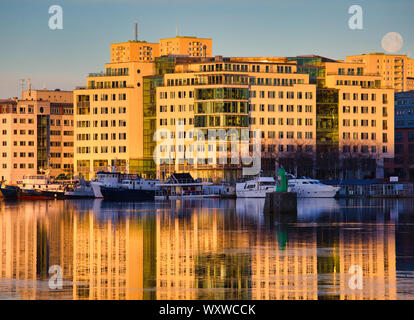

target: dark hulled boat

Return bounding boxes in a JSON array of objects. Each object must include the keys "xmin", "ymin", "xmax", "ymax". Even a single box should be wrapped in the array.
[
  {"xmin": 100, "ymin": 177, "xmax": 159, "ymax": 201},
  {"xmin": 19, "ymin": 189, "xmax": 66, "ymax": 200},
  {"xmin": 0, "ymin": 185, "xmax": 20, "ymax": 200}
]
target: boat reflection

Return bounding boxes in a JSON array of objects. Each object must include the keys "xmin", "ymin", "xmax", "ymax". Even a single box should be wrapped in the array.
[{"xmin": 0, "ymin": 198, "xmax": 413, "ymax": 299}]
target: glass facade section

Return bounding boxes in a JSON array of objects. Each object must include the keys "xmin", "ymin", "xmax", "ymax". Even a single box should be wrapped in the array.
[{"xmin": 36, "ymin": 115, "xmax": 50, "ymax": 173}]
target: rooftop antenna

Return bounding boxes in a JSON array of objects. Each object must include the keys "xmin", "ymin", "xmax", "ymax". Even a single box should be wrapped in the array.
[
  {"xmin": 134, "ymin": 20, "xmax": 138, "ymax": 41},
  {"xmin": 176, "ymin": 23, "xmax": 178, "ymax": 37}
]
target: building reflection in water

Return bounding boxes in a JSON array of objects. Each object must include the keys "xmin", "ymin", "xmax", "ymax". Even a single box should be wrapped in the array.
[{"xmin": 0, "ymin": 198, "xmax": 410, "ymax": 299}]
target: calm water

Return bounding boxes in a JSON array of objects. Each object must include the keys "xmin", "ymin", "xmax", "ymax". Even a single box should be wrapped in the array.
[{"xmin": 0, "ymin": 198, "xmax": 413, "ymax": 300}]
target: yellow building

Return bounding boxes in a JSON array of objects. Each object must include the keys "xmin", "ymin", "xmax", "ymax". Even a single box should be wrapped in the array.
[
  {"xmin": 288, "ymin": 55, "xmax": 394, "ymax": 179},
  {"xmin": 111, "ymin": 41, "xmax": 159, "ymax": 63},
  {"xmin": 0, "ymin": 88, "xmax": 73, "ymax": 184},
  {"xmin": 346, "ymin": 53, "xmax": 414, "ymax": 92},
  {"xmin": 74, "ymin": 54, "xmax": 156, "ymax": 179},
  {"xmin": 324, "ymin": 61, "xmax": 395, "ymax": 177},
  {"xmin": 159, "ymin": 36, "xmax": 212, "ymax": 57},
  {"xmin": 154, "ymin": 56, "xmax": 317, "ymax": 182}
]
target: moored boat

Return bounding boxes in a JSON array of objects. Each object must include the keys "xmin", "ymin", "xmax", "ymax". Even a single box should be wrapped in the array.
[
  {"xmin": 287, "ymin": 177, "xmax": 340, "ymax": 198},
  {"xmin": 0, "ymin": 185, "xmax": 20, "ymax": 200},
  {"xmin": 17, "ymin": 175, "xmax": 66, "ymax": 199},
  {"xmin": 64, "ymin": 178, "xmax": 94, "ymax": 199},
  {"xmin": 100, "ymin": 177, "xmax": 160, "ymax": 201},
  {"xmin": 236, "ymin": 176, "xmax": 276, "ymax": 198},
  {"xmin": 90, "ymin": 171, "xmax": 123, "ymax": 198},
  {"xmin": 155, "ymin": 173, "xmax": 212, "ymax": 200}
]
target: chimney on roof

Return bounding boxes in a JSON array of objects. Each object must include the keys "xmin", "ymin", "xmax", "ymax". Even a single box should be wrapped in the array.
[{"xmin": 134, "ymin": 20, "xmax": 138, "ymax": 41}]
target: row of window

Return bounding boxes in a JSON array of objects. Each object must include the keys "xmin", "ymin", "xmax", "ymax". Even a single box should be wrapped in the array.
[
  {"xmin": 159, "ymin": 105, "xmax": 194, "ymax": 113},
  {"xmin": 250, "ymin": 91, "xmax": 313, "ymax": 100},
  {"xmin": 343, "ymin": 132, "xmax": 388, "ymax": 142},
  {"xmin": 263, "ymin": 144, "xmax": 314, "ymax": 153},
  {"xmin": 1, "ymin": 106, "xmax": 34, "ymax": 114},
  {"xmin": 342, "ymin": 119, "xmax": 388, "ymax": 128},
  {"xmin": 342, "ymin": 145, "xmax": 388, "ymax": 153},
  {"xmin": 343, "ymin": 106, "xmax": 388, "ymax": 116},
  {"xmin": 88, "ymin": 80, "xmax": 128, "ymax": 90},
  {"xmin": 159, "ymin": 91, "xmax": 194, "ymax": 99},
  {"xmin": 159, "ymin": 118, "xmax": 194, "ymax": 126},
  {"xmin": 1, "ymin": 163, "xmax": 35, "ymax": 169},
  {"xmin": 252, "ymin": 118, "xmax": 314, "ymax": 126},
  {"xmin": 199, "ymin": 63, "xmax": 293, "ymax": 74},
  {"xmin": 77, "ymin": 146, "xmax": 127, "ymax": 154},
  {"xmin": 76, "ymin": 120, "xmax": 127, "ymax": 128},
  {"xmin": 50, "ymin": 153, "xmax": 73, "ymax": 158},
  {"xmin": 50, "ymin": 130, "xmax": 74, "ymax": 136},
  {"xmin": 50, "ymin": 119, "xmax": 73, "ymax": 126},
  {"xmin": 250, "ymin": 104, "xmax": 313, "ymax": 113},
  {"xmin": 1, "ymin": 141, "xmax": 35, "ymax": 147},
  {"xmin": 259, "ymin": 131, "xmax": 314, "ymax": 139},
  {"xmin": 77, "ymin": 93, "xmax": 127, "ymax": 103},
  {"xmin": 76, "ymin": 133, "xmax": 127, "ymax": 141},
  {"xmin": 2, "ymin": 118, "xmax": 35, "ymax": 124},
  {"xmin": 342, "ymin": 93, "xmax": 389, "ymax": 103},
  {"xmin": 2, "ymin": 129, "xmax": 35, "ymax": 135},
  {"xmin": 2, "ymin": 152, "xmax": 35, "ymax": 158}
]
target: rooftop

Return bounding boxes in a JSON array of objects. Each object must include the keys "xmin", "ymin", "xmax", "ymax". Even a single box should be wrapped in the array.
[
  {"xmin": 159, "ymin": 36, "xmax": 212, "ymax": 40},
  {"xmin": 0, "ymin": 99, "xmax": 17, "ymax": 104}
]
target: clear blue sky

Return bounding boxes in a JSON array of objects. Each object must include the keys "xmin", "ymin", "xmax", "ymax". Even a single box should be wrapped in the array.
[{"xmin": 0, "ymin": 0, "xmax": 413, "ymax": 98}]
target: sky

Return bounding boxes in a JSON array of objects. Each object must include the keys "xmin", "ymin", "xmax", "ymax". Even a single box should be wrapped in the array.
[{"xmin": 0, "ymin": 0, "xmax": 413, "ymax": 98}]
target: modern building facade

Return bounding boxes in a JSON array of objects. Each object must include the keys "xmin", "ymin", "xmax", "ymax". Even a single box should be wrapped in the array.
[
  {"xmin": 74, "ymin": 35, "xmax": 399, "ymax": 182},
  {"xmin": 384, "ymin": 90, "xmax": 414, "ymax": 180},
  {"xmin": 289, "ymin": 56, "xmax": 395, "ymax": 179},
  {"xmin": 346, "ymin": 53, "xmax": 414, "ymax": 92},
  {"xmin": 74, "ymin": 36, "xmax": 213, "ymax": 180},
  {"xmin": 153, "ymin": 56, "xmax": 317, "ymax": 182},
  {"xmin": 0, "ymin": 88, "xmax": 74, "ymax": 184}
]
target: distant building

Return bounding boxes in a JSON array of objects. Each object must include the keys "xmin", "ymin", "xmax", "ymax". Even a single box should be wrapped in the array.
[
  {"xmin": 110, "ymin": 36, "xmax": 213, "ymax": 63},
  {"xmin": 384, "ymin": 90, "xmax": 414, "ymax": 180},
  {"xmin": 0, "ymin": 88, "xmax": 74, "ymax": 184},
  {"xmin": 346, "ymin": 53, "xmax": 414, "ymax": 92},
  {"xmin": 159, "ymin": 36, "xmax": 212, "ymax": 57},
  {"xmin": 111, "ymin": 41, "xmax": 159, "ymax": 63}
]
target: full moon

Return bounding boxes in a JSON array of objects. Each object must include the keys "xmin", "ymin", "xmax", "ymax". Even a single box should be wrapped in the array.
[{"xmin": 381, "ymin": 32, "xmax": 403, "ymax": 53}]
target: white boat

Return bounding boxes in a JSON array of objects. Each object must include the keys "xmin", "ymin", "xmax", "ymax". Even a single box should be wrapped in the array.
[
  {"xmin": 64, "ymin": 178, "xmax": 94, "ymax": 198},
  {"xmin": 17, "ymin": 175, "xmax": 64, "ymax": 192},
  {"xmin": 287, "ymin": 178, "xmax": 340, "ymax": 198},
  {"xmin": 236, "ymin": 176, "xmax": 276, "ymax": 198},
  {"xmin": 155, "ymin": 173, "xmax": 212, "ymax": 200},
  {"xmin": 16, "ymin": 175, "xmax": 66, "ymax": 199}
]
